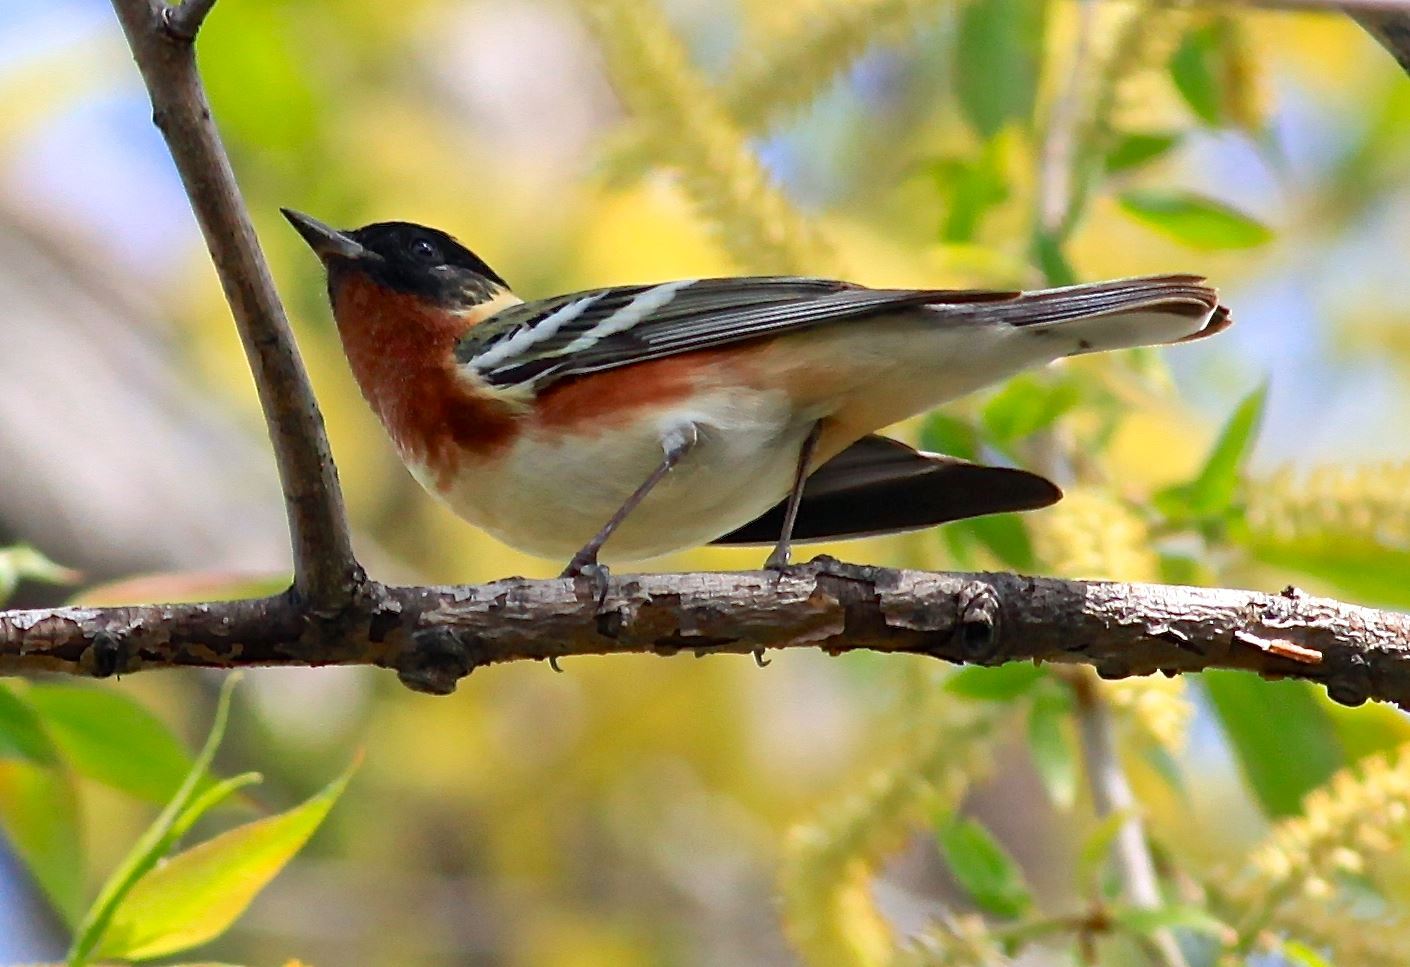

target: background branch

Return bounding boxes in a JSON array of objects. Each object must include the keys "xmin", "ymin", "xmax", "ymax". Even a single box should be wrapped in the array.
[
  {"xmin": 108, "ymin": 0, "xmax": 360, "ymax": 607},
  {"xmin": 1069, "ymin": 670, "xmax": 1189, "ymax": 967}
]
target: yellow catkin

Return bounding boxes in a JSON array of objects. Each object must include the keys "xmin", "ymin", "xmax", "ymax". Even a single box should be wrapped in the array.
[
  {"xmin": 727, "ymin": 0, "xmax": 943, "ymax": 132},
  {"xmin": 574, "ymin": 0, "xmax": 833, "ymax": 275},
  {"xmin": 778, "ymin": 704, "xmax": 1005, "ymax": 967},
  {"xmin": 1103, "ymin": 675, "xmax": 1192, "ymax": 752},
  {"xmin": 1030, "ymin": 487, "xmax": 1158, "ymax": 582},
  {"xmin": 1245, "ymin": 463, "xmax": 1410, "ymax": 552},
  {"xmin": 1227, "ymin": 747, "xmax": 1410, "ymax": 957}
]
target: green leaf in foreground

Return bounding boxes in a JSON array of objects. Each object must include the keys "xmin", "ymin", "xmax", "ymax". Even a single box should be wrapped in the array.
[
  {"xmin": 1119, "ymin": 190, "xmax": 1272, "ymax": 250},
  {"xmin": 26, "ymin": 684, "xmax": 198, "ymax": 804},
  {"xmin": 68, "ymin": 674, "xmax": 243, "ymax": 966},
  {"xmin": 95, "ymin": 756, "xmax": 356, "ymax": 961},
  {"xmin": 1201, "ymin": 671, "xmax": 1344, "ymax": 818},
  {"xmin": 936, "ymin": 815, "xmax": 1032, "ymax": 919}
]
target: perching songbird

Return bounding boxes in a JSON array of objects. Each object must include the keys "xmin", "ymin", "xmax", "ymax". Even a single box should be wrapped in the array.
[{"xmin": 283, "ymin": 209, "xmax": 1229, "ymax": 578}]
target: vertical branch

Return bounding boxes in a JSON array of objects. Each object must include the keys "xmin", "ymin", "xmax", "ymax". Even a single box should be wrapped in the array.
[
  {"xmin": 108, "ymin": 0, "xmax": 361, "ymax": 607},
  {"xmin": 1071, "ymin": 672, "xmax": 1189, "ymax": 967},
  {"xmin": 1036, "ymin": 0, "xmax": 1096, "ymax": 238}
]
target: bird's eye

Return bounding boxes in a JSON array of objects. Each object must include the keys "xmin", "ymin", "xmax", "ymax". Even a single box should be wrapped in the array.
[{"xmin": 409, "ymin": 238, "xmax": 440, "ymax": 263}]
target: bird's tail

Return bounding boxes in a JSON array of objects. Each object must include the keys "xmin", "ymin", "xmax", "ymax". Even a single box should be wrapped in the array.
[{"xmin": 951, "ymin": 274, "xmax": 1231, "ymax": 354}]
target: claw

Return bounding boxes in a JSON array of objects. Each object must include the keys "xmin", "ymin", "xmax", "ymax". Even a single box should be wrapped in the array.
[
  {"xmin": 752, "ymin": 648, "xmax": 771, "ymax": 668},
  {"xmin": 763, "ymin": 546, "xmax": 792, "ymax": 572},
  {"xmin": 564, "ymin": 558, "xmax": 612, "ymax": 609}
]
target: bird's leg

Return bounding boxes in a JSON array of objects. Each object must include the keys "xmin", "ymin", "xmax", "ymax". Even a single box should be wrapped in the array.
[
  {"xmin": 561, "ymin": 425, "xmax": 699, "ymax": 581},
  {"xmin": 764, "ymin": 420, "xmax": 823, "ymax": 571}
]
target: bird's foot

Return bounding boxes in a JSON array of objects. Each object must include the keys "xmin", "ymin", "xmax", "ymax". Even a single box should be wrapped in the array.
[
  {"xmin": 562, "ymin": 555, "xmax": 612, "ymax": 608},
  {"xmin": 762, "ymin": 543, "xmax": 793, "ymax": 573}
]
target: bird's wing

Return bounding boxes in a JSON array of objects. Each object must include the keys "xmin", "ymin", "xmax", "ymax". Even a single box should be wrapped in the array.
[
  {"xmin": 711, "ymin": 434, "xmax": 1061, "ymax": 545},
  {"xmin": 454, "ymin": 276, "xmax": 1017, "ymax": 389}
]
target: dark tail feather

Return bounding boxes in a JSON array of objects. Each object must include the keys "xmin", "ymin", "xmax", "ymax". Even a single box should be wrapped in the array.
[{"xmin": 712, "ymin": 435, "xmax": 1060, "ymax": 546}]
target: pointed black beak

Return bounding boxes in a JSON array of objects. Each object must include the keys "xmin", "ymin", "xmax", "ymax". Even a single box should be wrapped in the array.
[{"xmin": 281, "ymin": 208, "xmax": 374, "ymax": 261}]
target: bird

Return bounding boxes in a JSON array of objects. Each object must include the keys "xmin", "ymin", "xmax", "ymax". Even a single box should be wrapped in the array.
[{"xmin": 282, "ymin": 209, "xmax": 1230, "ymax": 580}]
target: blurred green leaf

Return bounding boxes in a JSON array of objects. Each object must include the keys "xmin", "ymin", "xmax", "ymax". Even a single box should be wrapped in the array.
[
  {"xmin": 199, "ymin": 4, "xmax": 321, "ymax": 163},
  {"xmin": 1156, "ymin": 552, "xmax": 1208, "ymax": 587},
  {"xmin": 1077, "ymin": 810, "xmax": 1133, "ymax": 891},
  {"xmin": 1027, "ymin": 688, "xmax": 1077, "ymax": 809},
  {"xmin": 0, "ymin": 757, "xmax": 85, "ymax": 925},
  {"xmin": 27, "ymin": 684, "xmax": 198, "ymax": 804},
  {"xmin": 921, "ymin": 413, "xmax": 980, "ymax": 461},
  {"xmin": 1105, "ymin": 132, "xmax": 1182, "ymax": 174},
  {"xmin": 1279, "ymin": 941, "xmax": 1334, "ymax": 967},
  {"xmin": 1325, "ymin": 693, "xmax": 1410, "ymax": 762},
  {"xmin": 1201, "ymin": 672, "xmax": 1344, "ymax": 818},
  {"xmin": 981, "ymin": 374, "xmax": 1081, "ymax": 446},
  {"xmin": 954, "ymin": 0, "xmax": 1046, "ymax": 138},
  {"xmin": 1242, "ymin": 540, "xmax": 1410, "ymax": 611},
  {"xmin": 0, "ymin": 684, "xmax": 60, "ymax": 765},
  {"xmin": 961, "ymin": 514, "xmax": 1038, "ymax": 571},
  {"xmin": 946, "ymin": 663, "xmax": 1046, "ymax": 700},
  {"xmin": 1140, "ymin": 742, "xmax": 1188, "ymax": 802},
  {"xmin": 96, "ymin": 757, "xmax": 356, "ymax": 961},
  {"xmin": 937, "ymin": 815, "xmax": 1032, "ymax": 918},
  {"xmin": 0, "ymin": 544, "xmax": 79, "ymax": 604},
  {"xmin": 1119, "ymin": 191, "xmax": 1272, "ymax": 250},
  {"xmin": 1113, "ymin": 904, "xmax": 1233, "ymax": 940},
  {"xmin": 1032, "ymin": 229, "xmax": 1076, "ymax": 286},
  {"xmin": 932, "ymin": 144, "xmax": 1011, "ymax": 243},
  {"xmin": 69, "ymin": 675, "xmax": 243, "ymax": 966},
  {"xmin": 1155, "ymin": 384, "xmax": 1267, "ymax": 520},
  {"xmin": 1169, "ymin": 23, "xmax": 1223, "ymax": 125}
]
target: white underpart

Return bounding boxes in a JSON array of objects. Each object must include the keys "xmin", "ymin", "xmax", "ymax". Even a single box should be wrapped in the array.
[
  {"xmin": 554, "ymin": 280, "xmax": 697, "ymax": 355},
  {"xmin": 469, "ymin": 292, "xmax": 607, "ymax": 372}
]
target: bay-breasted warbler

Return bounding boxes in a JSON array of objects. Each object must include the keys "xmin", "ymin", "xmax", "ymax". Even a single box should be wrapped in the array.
[{"xmin": 283, "ymin": 209, "xmax": 1230, "ymax": 578}]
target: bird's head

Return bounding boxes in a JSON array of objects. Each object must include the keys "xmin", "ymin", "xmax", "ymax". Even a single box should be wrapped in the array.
[{"xmin": 281, "ymin": 209, "xmax": 510, "ymax": 314}]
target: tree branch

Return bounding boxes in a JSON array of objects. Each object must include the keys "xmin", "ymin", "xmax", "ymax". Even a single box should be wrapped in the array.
[
  {"xmin": 160, "ymin": 0, "xmax": 219, "ymax": 41},
  {"xmin": 1069, "ymin": 671, "xmax": 1188, "ymax": 967},
  {"xmin": 0, "ymin": 561, "xmax": 1405, "ymax": 700},
  {"xmin": 109, "ymin": 0, "xmax": 361, "ymax": 607}
]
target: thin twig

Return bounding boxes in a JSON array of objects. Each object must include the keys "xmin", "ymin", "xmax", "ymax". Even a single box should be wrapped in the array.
[
  {"xmin": 1070, "ymin": 670, "xmax": 1189, "ymax": 967},
  {"xmin": 160, "ymin": 0, "xmax": 219, "ymax": 41},
  {"xmin": 108, "ymin": 0, "xmax": 361, "ymax": 607}
]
